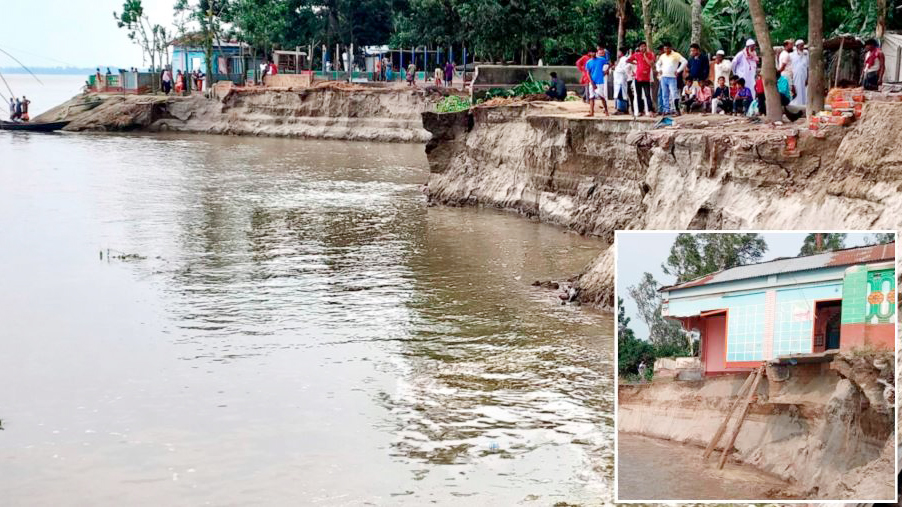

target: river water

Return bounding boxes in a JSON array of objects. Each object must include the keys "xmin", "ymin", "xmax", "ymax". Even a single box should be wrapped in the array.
[
  {"xmin": 0, "ymin": 131, "xmax": 614, "ymax": 505},
  {"xmin": 618, "ymin": 433, "xmax": 797, "ymax": 501}
]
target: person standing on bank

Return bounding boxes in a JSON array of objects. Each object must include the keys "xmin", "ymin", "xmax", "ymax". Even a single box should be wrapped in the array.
[
  {"xmin": 862, "ymin": 39, "xmax": 886, "ymax": 91},
  {"xmin": 656, "ymin": 41, "xmax": 687, "ymax": 115},
  {"xmin": 585, "ymin": 46, "xmax": 610, "ymax": 117},
  {"xmin": 732, "ymin": 39, "xmax": 759, "ymax": 98},
  {"xmin": 627, "ymin": 41, "xmax": 656, "ymax": 117},
  {"xmin": 789, "ymin": 39, "xmax": 809, "ymax": 108},
  {"xmin": 407, "ymin": 62, "xmax": 417, "ymax": 86},
  {"xmin": 444, "ymin": 60, "xmax": 455, "ymax": 87},
  {"xmin": 685, "ymin": 43, "xmax": 709, "ymax": 85}
]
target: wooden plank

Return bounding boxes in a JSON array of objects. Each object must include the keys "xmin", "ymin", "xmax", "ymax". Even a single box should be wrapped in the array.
[
  {"xmin": 717, "ymin": 364, "xmax": 765, "ymax": 470},
  {"xmin": 702, "ymin": 369, "xmax": 757, "ymax": 459}
]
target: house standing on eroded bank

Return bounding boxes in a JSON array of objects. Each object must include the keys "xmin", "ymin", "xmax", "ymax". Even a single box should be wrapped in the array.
[{"xmin": 660, "ymin": 242, "xmax": 895, "ymax": 375}]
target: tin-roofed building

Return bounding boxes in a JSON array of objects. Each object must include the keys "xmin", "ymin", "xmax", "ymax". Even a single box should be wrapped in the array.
[{"xmin": 660, "ymin": 243, "xmax": 895, "ymax": 375}]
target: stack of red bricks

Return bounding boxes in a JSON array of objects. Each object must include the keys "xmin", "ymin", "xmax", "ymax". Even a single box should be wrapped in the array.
[{"xmin": 809, "ymin": 87, "xmax": 865, "ymax": 130}]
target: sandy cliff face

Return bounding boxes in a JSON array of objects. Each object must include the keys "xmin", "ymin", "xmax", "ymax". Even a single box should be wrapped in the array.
[
  {"xmin": 618, "ymin": 361, "xmax": 894, "ymax": 499},
  {"xmin": 37, "ymin": 87, "xmax": 448, "ymax": 143},
  {"xmin": 422, "ymin": 102, "xmax": 902, "ymax": 306}
]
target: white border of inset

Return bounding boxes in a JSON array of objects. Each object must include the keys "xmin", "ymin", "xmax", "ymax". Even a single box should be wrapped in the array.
[{"xmin": 613, "ymin": 229, "xmax": 898, "ymax": 503}]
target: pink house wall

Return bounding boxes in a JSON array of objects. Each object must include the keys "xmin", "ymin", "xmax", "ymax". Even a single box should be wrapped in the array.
[{"xmin": 704, "ymin": 314, "xmax": 728, "ymax": 373}]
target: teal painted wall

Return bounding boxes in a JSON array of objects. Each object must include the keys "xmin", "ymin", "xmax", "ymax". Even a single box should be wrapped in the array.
[
  {"xmin": 724, "ymin": 292, "xmax": 766, "ymax": 362},
  {"xmin": 772, "ymin": 283, "xmax": 842, "ymax": 356}
]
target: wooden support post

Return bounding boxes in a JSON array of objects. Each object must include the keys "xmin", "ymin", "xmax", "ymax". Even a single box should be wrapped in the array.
[
  {"xmin": 717, "ymin": 364, "xmax": 766, "ymax": 470},
  {"xmin": 702, "ymin": 369, "xmax": 757, "ymax": 459}
]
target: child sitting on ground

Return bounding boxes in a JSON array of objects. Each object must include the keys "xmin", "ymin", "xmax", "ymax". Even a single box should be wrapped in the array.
[
  {"xmin": 734, "ymin": 78, "xmax": 753, "ymax": 115},
  {"xmin": 712, "ymin": 76, "xmax": 732, "ymax": 114},
  {"xmin": 690, "ymin": 80, "xmax": 712, "ymax": 113},
  {"xmin": 680, "ymin": 79, "xmax": 699, "ymax": 113}
]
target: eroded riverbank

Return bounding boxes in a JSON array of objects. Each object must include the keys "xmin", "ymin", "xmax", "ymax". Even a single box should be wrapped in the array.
[
  {"xmin": 618, "ymin": 359, "xmax": 895, "ymax": 500},
  {"xmin": 35, "ymin": 84, "xmax": 459, "ymax": 142},
  {"xmin": 0, "ymin": 131, "xmax": 613, "ymax": 505},
  {"xmin": 421, "ymin": 100, "xmax": 902, "ymax": 306}
]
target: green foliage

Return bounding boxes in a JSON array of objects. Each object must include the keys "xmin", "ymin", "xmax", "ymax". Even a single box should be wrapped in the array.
[
  {"xmin": 663, "ymin": 233, "xmax": 768, "ymax": 284},
  {"xmin": 618, "ymin": 298, "xmax": 691, "ymax": 382},
  {"xmin": 799, "ymin": 233, "xmax": 847, "ymax": 256},
  {"xmin": 481, "ymin": 76, "xmax": 550, "ymax": 100},
  {"xmin": 703, "ymin": 0, "xmax": 754, "ymax": 53},
  {"xmin": 864, "ymin": 233, "xmax": 896, "ymax": 245},
  {"xmin": 114, "ymin": 0, "xmax": 168, "ymax": 83},
  {"xmin": 618, "ymin": 297, "xmax": 656, "ymax": 376},
  {"xmin": 153, "ymin": 0, "xmax": 895, "ymax": 68},
  {"xmin": 627, "ymin": 272, "xmax": 687, "ymax": 350},
  {"xmin": 511, "ymin": 77, "xmax": 550, "ymax": 96},
  {"xmin": 435, "ymin": 95, "xmax": 471, "ymax": 112}
]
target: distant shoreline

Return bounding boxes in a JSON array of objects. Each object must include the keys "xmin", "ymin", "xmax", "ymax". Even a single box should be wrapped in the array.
[{"xmin": 1, "ymin": 68, "xmax": 117, "ymax": 76}]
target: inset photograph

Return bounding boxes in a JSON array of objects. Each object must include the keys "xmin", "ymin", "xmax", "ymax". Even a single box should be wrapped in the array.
[{"xmin": 615, "ymin": 231, "xmax": 896, "ymax": 502}]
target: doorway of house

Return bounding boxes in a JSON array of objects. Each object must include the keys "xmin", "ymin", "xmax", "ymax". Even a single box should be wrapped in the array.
[{"xmin": 814, "ymin": 300, "xmax": 842, "ymax": 351}]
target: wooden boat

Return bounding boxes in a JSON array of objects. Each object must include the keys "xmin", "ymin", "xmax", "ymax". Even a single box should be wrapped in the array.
[{"xmin": 0, "ymin": 120, "xmax": 69, "ymax": 132}]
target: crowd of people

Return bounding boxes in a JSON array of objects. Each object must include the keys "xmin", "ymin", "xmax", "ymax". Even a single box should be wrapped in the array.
[{"xmin": 567, "ymin": 36, "xmax": 888, "ymax": 120}]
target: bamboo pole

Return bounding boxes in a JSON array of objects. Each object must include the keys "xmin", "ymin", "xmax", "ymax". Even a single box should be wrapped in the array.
[
  {"xmin": 718, "ymin": 364, "xmax": 765, "ymax": 470},
  {"xmin": 702, "ymin": 370, "xmax": 757, "ymax": 459}
]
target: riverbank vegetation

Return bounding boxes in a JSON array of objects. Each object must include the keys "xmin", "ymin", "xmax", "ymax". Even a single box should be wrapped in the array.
[{"xmin": 117, "ymin": 0, "xmax": 898, "ymax": 70}]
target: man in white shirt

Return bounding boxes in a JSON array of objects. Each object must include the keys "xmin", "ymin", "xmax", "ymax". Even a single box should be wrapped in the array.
[
  {"xmin": 613, "ymin": 50, "xmax": 635, "ymax": 114},
  {"xmin": 777, "ymin": 40, "xmax": 793, "ymax": 82},
  {"xmin": 862, "ymin": 38, "xmax": 886, "ymax": 91},
  {"xmin": 713, "ymin": 50, "xmax": 732, "ymax": 85},
  {"xmin": 789, "ymin": 39, "xmax": 809, "ymax": 107},
  {"xmin": 656, "ymin": 41, "xmax": 687, "ymax": 114}
]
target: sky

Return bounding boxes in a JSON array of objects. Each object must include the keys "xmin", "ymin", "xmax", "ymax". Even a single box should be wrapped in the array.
[
  {"xmin": 1, "ymin": 0, "xmax": 178, "ymax": 69},
  {"xmin": 616, "ymin": 232, "xmax": 885, "ymax": 339}
]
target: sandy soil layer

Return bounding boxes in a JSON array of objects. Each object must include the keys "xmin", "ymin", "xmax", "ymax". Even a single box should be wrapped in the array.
[
  {"xmin": 618, "ymin": 360, "xmax": 894, "ymax": 500},
  {"xmin": 35, "ymin": 85, "xmax": 459, "ymax": 143}
]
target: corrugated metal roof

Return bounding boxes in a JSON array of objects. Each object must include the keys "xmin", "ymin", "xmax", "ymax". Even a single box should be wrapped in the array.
[{"xmin": 661, "ymin": 242, "xmax": 895, "ymax": 292}]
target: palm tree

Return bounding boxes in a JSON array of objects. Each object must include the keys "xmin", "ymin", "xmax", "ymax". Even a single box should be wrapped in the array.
[
  {"xmin": 691, "ymin": 0, "xmax": 702, "ymax": 45},
  {"xmin": 808, "ymin": 0, "xmax": 825, "ymax": 113},
  {"xmin": 877, "ymin": 0, "xmax": 887, "ymax": 40},
  {"xmin": 641, "ymin": 0, "xmax": 653, "ymax": 50},
  {"xmin": 617, "ymin": 0, "xmax": 630, "ymax": 56},
  {"xmin": 747, "ymin": 0, "xmax": 781, "ymax": 122},
  {"xmin": 704, "ymin": 0, "xmax": 752, "ymax": 52}
]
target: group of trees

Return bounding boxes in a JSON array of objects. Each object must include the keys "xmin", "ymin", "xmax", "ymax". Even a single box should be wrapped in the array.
[
  {"xmin": 618, "ymin": 232, "xmax": 895, "ymax": 379},
  {"xmin": 115, "ymin": 0, "xmax": 896, "ymax": 72},
  {"xmin": 113, "ymin": 0, "xmax": 894, "ymax": 117}
]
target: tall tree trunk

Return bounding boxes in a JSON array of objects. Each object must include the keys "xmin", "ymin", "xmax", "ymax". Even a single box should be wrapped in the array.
[
  {"xmin": 641, "ymin": 0, "xmax": 653, "ymax": 50},
  {"xmin": 691, "ymin": 0, "xmax": 702, "ymax": 46},
  {"xmin": 617, "ymin": 0, "xmax": 628, "ymax": 56},
  {"xmin": 807, "ymin": 0, "xmax": 825, "ymax": 113},
  {"xmin": 747, "ymin": 0, "xmax": 782, "ymax": 122},
  {"xmin": 876, "ymin": 0, "xmax": 887, "ymax": 41},
  {"xmin": 204, "ymin": 9, "xmax": 214, "ymax": 94}
]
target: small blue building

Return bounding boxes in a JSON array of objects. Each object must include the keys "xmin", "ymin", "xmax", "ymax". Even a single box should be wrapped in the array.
[{"xmin": 170, "ymin": 34, "xmax": 252, "ymax": 83}]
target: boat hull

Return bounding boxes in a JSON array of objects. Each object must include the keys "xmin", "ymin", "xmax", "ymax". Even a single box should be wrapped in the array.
[{"xmin": 0, "ymin": 121, "xmax": 69, "ymax": 132}]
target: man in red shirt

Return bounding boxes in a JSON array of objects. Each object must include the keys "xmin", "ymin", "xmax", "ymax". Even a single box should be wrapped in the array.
[
  {"xmin": 576, "ymin": 49, "xmax": 594, "ymax": 103},
  {"xmin": 626, "ymin": 41, "xmax": 656, "ymax": 116}
]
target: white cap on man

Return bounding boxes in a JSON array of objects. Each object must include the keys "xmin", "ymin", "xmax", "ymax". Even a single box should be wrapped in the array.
[
  {"xmin": 795, "ymin": 39, "xmax": 805, "ymax": 46},
  {"xmin": 746, "ymin": 38, "xmax": 756, "ymax": 47},
  {"xmin": 716, "ymin": 49, "xmax": 725, "ymax": 56}
]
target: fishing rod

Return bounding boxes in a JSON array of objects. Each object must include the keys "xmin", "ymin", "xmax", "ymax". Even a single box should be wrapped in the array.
[
  {"xmin": 0, "ymin": 69, "xmax": 14, "ymax": 101},
  {"xmin": 0, "ymin": 45, "xmax": 44, "ymax": 86}
]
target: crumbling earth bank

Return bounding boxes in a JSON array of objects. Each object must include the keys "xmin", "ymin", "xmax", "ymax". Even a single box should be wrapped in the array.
[
  {"xmin": 37, "ymin": 87, "xmax": 448, "ymax": 143},
  {"xmin": 618, "ymin": 361, "xmax": 894, "ymax": 499},
  {"xmin": 422, "ymin": 102, "xmax": 902, "ymax": 306}
]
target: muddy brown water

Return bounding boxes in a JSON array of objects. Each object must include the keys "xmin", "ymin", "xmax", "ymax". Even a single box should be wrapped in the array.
[
  {"xmin": 618, "ymin": 433, "xmax": 799, "ymax": 501},
  {"xmin": 0, "ymin": 132, "xmax": 614, "ymax": 505}
]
